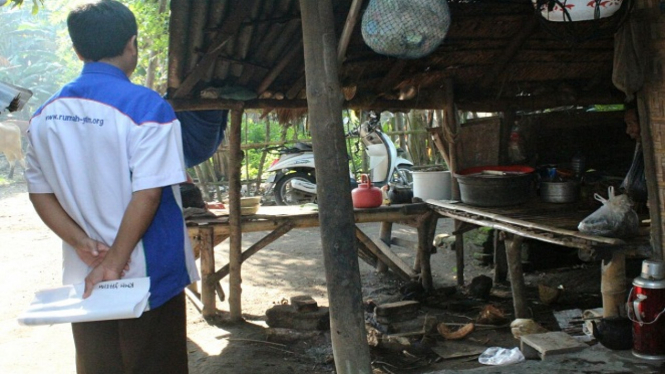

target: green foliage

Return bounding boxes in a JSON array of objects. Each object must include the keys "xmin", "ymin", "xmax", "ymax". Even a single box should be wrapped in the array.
[
  {"xmin": 0, "ymin": 0, "xmax": 170, "ymax": 122},
  {"xmin": 0, "ymin": 4, "xmax": 68, "ymax": 119},
  {"xmin": 592, "ymin": 104, "xmax": 625, "ymax": 112},
  {"xmin": 128, "ymin": 0, "xmax": 169, "ymax": 91},
  {"xmin": 2, "ymin": 0, "xmax": 42, "ymax": 14}
]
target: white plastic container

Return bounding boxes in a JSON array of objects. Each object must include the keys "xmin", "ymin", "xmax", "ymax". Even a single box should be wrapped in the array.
[{"xmin": 412, "ymin": 171, "xmax": 451, "ymax": 201}]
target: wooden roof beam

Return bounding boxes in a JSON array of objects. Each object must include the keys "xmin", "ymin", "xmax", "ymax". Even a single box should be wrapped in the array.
[
  {"xmin": 337, "ymin": 0, "xmax": 363, "ymax": 64},
  {"xmin": 172, "ymin": 0, "xmax": 260, "ymax": 98},
  {"xmin": 286, "ymin": 0, "xmax": 363, "ymax": 100},
  {"xmin": 477, "ymin": 15, "xmax": 538, "ymax": 89},
  {"xmin": 169, "ymin": 88, "xmax": 622, "ymax": 113},
  {"xmin": 378, "ymin": 60, "xmax": 407, "ymax": 94},
  {"xmin": 257, "ymin": 38, "xmax": 303, "ymax": 95}
]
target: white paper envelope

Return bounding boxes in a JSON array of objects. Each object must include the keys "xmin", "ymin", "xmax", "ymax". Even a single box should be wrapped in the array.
[{"xmin": 18, "ymin": 277, "xmax": 150, "ymax": 326}]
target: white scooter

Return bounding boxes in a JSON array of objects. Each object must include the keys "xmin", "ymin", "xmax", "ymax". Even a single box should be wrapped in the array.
[{"xmin": 263, "ymin": 111, "xmax": 413, "ymax": 205}]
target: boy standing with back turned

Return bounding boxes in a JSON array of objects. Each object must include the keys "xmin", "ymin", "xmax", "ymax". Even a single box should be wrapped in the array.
[{"xmin": 25, "ymin": 1, "xmax": 198, "ymax": 373}]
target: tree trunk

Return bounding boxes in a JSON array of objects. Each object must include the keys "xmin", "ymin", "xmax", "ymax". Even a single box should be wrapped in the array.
[{"xmin": 145, "ymin": 0, "xmax": 168, "ymax": 90}]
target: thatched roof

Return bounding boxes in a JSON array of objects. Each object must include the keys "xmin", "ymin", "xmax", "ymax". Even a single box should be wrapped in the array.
[{"xmin": 166, "ymin": 0, "xmax": 630, "ymax": 114}]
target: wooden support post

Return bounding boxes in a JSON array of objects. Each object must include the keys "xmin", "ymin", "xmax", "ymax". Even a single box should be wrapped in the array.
[
  {"xmin": 200, "ymin": 227, "xmax": 217, "ymax": 319},
  {"xmin": 505, "ymin": 234, "xmax": 528, "ymax": 319},
  {"xmin": 228, "ymin": 107, "xmax": 244, "ymax": 322},
  {"xmin": 377, "ymin": 221, "xmax": 392, "ymax": 273},
  {"xmin": 299, "ymin": 1, "xmax": 372, "ymax": 372},
  {"xmin": 633, "ymin": 7, "xmax": 664, "ymax": 258},
  {"xmin": 454, "ymin": 219, "xmax": 465, "ymax": 286},
  {"xmin": 638, "ymin": 94, "xmax": 663, "ymax": 258},
  {"xmin": 443, "ymin": 78, "xmax": 460, "ymax": 200},
  {"xmin": 601, "ymin": 250, "xmax": 626, "ymax": 318}
]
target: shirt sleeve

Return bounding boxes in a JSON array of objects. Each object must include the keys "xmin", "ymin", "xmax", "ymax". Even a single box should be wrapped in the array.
[
  {"xmin": 128, "ymin": 103, "xmax": 187, "ymax": 191},
  {"xmin": 24, "ymin": 129, "xmax": 54, "ymax": 194}
]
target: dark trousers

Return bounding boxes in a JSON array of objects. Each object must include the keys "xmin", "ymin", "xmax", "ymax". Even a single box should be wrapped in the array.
[{"xmin": 72, "ymin": 292, "xmax": 188, "ymax": 374}]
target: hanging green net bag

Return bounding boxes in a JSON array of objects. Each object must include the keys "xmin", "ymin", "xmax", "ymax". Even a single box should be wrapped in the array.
[{"xmin": 361, "ymin": 0, "xmax": 451, "ymax": 59}]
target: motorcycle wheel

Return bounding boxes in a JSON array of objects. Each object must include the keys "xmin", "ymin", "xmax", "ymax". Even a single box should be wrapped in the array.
[
  {"xmin": 274, "ymin": 172, "xmax": 317, "ymax": 206},
  {"xmin": 395, "ymin": 164, "xmax": 413, "ymax": 186}
]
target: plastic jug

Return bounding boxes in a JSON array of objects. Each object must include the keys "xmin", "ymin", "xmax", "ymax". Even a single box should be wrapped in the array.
[{"xmin": 352, "ymin": 174, "xmax": 383, "ymax": 208}]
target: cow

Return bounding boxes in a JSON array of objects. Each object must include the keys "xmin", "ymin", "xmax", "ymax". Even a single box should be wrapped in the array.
[
  {"xmin": 3, "ymin": 119, "xmax": 29, "ymax": 136},
  {"xmin": 0, "ymin": 121, "xmax": 26, "ymax": 179}
]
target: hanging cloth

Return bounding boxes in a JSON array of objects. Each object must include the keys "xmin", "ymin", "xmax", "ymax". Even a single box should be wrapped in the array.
[
  {"xmin": 177, "ymin": 109, "xmax": 228, "ymax": 168},
  {"xmin": 612, "ymin": 19, "xmax": 647, "ymax": 102}
]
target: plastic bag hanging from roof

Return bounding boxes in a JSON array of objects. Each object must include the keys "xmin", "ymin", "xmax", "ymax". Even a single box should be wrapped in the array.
[{"xmin": 361, "ymin": 0, "xmax": 450, "ymax": 59}]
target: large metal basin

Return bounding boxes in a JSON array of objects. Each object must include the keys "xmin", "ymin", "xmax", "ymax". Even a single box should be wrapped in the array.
[{"xmin": 455, "ymin": 165, "xmax": 535, "ymax": 207}]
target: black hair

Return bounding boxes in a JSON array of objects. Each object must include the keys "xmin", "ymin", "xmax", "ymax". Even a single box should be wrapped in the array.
[{"xmin": 67, "ymin": 0, "xmax": 137, "ymax": 61}]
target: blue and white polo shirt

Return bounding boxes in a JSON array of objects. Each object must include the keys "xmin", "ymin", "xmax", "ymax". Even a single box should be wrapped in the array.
[{"xmin": 26, "ymin": 62, "xmax": 199, "ymax": 309}]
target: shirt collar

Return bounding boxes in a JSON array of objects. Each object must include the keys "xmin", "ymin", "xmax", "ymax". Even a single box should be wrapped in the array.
[{"xmin": 81, "ymin": 62, "xmax": 130, "ymax": 81}]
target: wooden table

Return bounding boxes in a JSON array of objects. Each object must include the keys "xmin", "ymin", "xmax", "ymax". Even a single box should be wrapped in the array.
[
  {"xmin": 426, "ymin": 198, "xmax": 651, "ymax": 319},
  {"xmin": 186, "ymin": 203, "xmax": 437, "ymax": 318}
]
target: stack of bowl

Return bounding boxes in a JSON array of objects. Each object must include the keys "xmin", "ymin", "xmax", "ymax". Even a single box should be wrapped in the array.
[{"xmin": 224, "ymin": 196, "xmax": 261, "ymax": 215}]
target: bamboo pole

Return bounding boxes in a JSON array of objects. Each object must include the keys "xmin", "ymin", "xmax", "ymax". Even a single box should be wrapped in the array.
[
  {"xmin": 202, "ymin": 160, "xmax": 221, "ymax": 201},
  {"xmin": 172, "ymin": 0, "xmax": 259, "ymax": 98},
  {"xmin": 428, "ymin": 200, "xmax": 625, "ymax": 246},
  {"xmin": 257, "ymin": 39, "xmax": 304, "ymax": 95},
  {"xmin": 255, "ymin": 118, "xmax": 271, "ymax": 193},
  {"xmin": 228, "ymin": 107, "xmax": 245, "ymax": 322},
  {"xmin": 193, "ymin": 165, "xmax": 211, "ymax": 201},
  {"xmin": 299, "ymin": 1, "xmax": 372, "ymax": 372},
  {"xmin": 337, "ymin": 0, "xmax": 363, "ymax": 64}
]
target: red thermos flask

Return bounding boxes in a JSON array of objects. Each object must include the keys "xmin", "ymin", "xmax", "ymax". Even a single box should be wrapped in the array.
[{"xmin": 627, "ymin": 260, "xmax": 665, "ymax": 360}]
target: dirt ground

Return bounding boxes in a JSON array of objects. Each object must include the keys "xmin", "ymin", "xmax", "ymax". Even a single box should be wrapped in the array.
[{"xmin": 0, "ymin": 170, "xmax": 625, "ymax": 374}]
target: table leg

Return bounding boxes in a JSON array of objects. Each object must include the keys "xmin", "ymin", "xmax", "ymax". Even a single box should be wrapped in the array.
[
  {"xmin": 493, "ymin": 230, "xmax": 508, "ymax": 283},
  {"xmin": 505, "ymin": 234, "xmax": 528, "ymax": 318},
  {"xmin": 200, "ymin": 227, "xmax": 217, "ymax": 319},
  {"xmin": 454, "ymin": 219, "xmax": 465, "ymax": 286},
  {"xmin": 378, "ymin": 221, "xmax": 392, "ymax": 273},
  {"xmin": 418, "ymin": 212, "xmax": 438, "ymax": 291}
]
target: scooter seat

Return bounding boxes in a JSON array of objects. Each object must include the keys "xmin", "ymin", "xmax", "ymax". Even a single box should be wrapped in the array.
[{"xmin": 294, "ymin": 142, "xmax": 313, "ymax": 151}]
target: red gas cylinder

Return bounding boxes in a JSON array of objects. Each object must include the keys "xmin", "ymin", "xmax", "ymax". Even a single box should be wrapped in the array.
[
  {"xmin": 627, "ymin": 260, "xmax": 665, "ymax": 360},
  {"xmin": 352, "ymin": 174, "xmax": 383, "ymax": 208}
]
